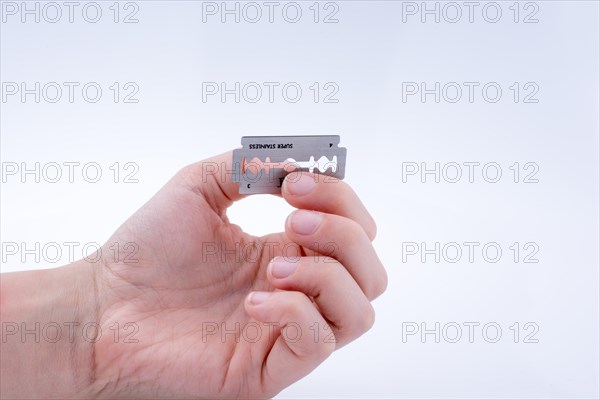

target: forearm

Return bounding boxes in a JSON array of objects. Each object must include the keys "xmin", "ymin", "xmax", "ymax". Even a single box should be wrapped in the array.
[{"xmin": 0, "ymin": 261, "xmax": 99, "ymax": 399}]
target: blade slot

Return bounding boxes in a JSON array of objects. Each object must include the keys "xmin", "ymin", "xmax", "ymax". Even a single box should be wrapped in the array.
[{"xmin": 242, "ymin": 155, "xmax": 339, "ymax": 175}]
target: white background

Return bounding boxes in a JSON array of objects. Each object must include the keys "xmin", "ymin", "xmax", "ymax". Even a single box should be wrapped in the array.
[{"xmin": 1, "ymin": 1, "xmax": 599, "ymax": 398}]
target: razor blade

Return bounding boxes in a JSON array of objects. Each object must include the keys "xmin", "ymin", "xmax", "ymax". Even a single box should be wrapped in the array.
[{"xmin": 232, "ymin": 135, "xmax": 347, "ymax": 194}]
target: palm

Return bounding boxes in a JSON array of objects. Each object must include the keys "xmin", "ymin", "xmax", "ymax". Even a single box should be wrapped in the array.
[{"xmin": 93, "ymin": 161, "xmax": 301, "ymax": 398}]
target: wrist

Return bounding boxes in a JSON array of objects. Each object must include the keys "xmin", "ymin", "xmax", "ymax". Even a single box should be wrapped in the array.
[{"xmin": 1, "ymin": 260, "xmax": 100, "ymax": 399}]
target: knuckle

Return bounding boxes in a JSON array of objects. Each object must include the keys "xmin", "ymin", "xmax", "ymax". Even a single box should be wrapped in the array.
[
  {"xmin": 317, "ymin": 332, "xmax": 337, "ymax": 358},
  {"xmin": 345, "ymin": 219, "xmax": 366, "ymax": 241},
  {"xmin": 175, "ymin": 163, "xmax": 202, "ymax": 190},
  {"xmin": 346, "ymin": 303, "xmax": 375, "ymax": 338},
  {"xmin": 319, "ymin": 242, "xmax": 341, "ymax": 260},
  {"xmin": 365, "ymin": 216, "xmax": 377, "ymax": 241},
  {"xmin": 285, "ymin": 291, "xmax": 309, "ymax": 311},
  {"xmin": 319, "ymin": 259, "xmax": 342, "ymax": 280},
  {"xmin": 362, "ymin": 264, "xmax": 388, "ymax": 300},
  {"xmin": 300, "ymin": 325, "xmax": 335, "ymax": 362},
  {"xmin": 278, "ymin": 291, "xmax": 310, "ymax": 321},
  {"xmin": 177, "ymin": 163, "xmax": 197, "ymax": 179},
  {"xmin": 360, "ymin": 304, "xmax": 376, "ymax": 333},
  {"xmin": 352, "ymin": 219, "xmax": 366, "ymax": 237},
  {"xmin": 370, "ymin": 268, "xmax": 388, "ymax": 300},
  {"xmin": 174, "ymin": 164, "xmax": 192, "ymax": 183}
]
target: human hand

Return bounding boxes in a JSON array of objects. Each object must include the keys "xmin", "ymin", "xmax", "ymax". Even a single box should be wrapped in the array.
[{"xmin": 1, "ymin": 151, "xmax": 387, "ymax": 399}]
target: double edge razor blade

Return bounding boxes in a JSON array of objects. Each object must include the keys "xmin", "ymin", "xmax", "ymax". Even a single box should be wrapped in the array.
[{"xmin": 232, "ymin": 135, "xmax": 347, "ymax": 194}]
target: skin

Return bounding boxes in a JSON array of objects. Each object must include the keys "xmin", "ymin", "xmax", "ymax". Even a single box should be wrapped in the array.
[{"xmin": 0, "ymin": 151, "xmax": 387, "ymax": 399}]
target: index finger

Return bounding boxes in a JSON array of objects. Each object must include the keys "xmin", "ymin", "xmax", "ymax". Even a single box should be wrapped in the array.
[{"xmin": 281, "ymin": 172, "xmax": 377, "ymax": 241}]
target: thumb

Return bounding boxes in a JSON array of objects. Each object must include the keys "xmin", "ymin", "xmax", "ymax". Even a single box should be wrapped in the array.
[{"xmin": 178, "ymin": 151, "xmax": 246, "ymax": 214}]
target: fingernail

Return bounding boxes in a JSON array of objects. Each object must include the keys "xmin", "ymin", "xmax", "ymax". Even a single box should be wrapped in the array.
[
  {"xmin": 288, "ymin": 210, "xmax": 322, "ymax": 235},
  {"xmin": 269, "ymin": 257, "xmax": 299, "ymax": 279},
  {"xmin": 285, "ymin": 173, "xmax": 316, "ymax": 196},
  {"xmin": 248, "ymin": 291, "xmax": 271, "ymax": 305}
]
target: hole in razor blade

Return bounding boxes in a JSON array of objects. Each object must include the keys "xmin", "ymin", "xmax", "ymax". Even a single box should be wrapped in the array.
[{"xmin": 242, "ymin": 156, "xmax": 338, "ymax": 174}]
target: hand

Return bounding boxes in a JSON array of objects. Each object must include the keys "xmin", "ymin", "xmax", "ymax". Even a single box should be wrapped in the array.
[{"xmin": 1, "ymin": 151, "xmax": 387, "ymax": 399}]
